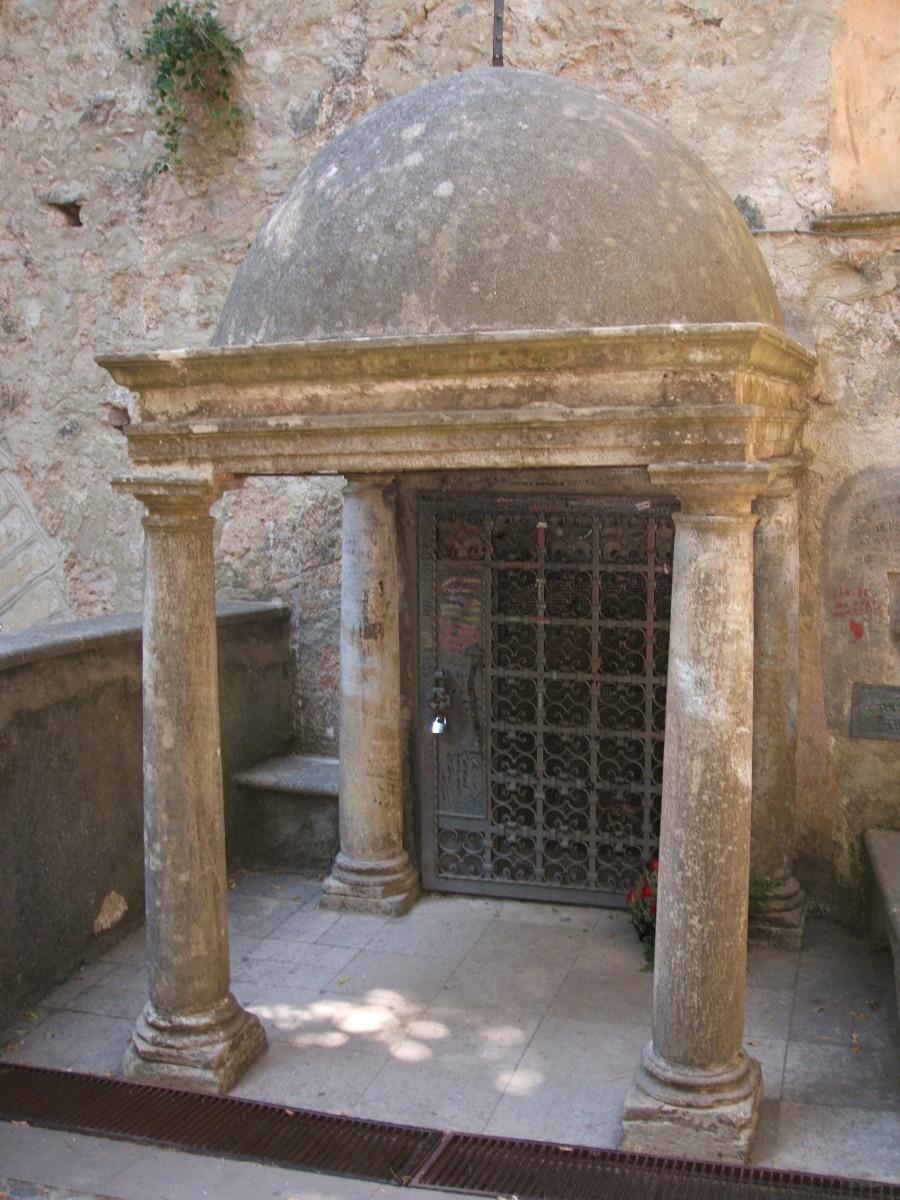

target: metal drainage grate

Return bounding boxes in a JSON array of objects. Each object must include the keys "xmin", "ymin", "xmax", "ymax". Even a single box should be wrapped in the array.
[
  {"xmin": 2, "ymin": 1063, "xmax": 899, "ymax": 1200},
  {"xmin": 0, "ymin": 1063, "xmax": 439, "ymax": 1185},
  {"xmin": 419, "ymin": 1133, "xmax": 900, "ymax": 1199}
]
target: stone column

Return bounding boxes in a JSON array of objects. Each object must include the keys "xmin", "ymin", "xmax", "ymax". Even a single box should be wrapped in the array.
[
  {"xmin": 115, "ymin": 469, "xmax": 267, "ymax": 1092},
  {"xmin": 322, "ymin": 475, "xmax": 419, "ymax": 916},
  {"xmin": 749, "ymin": 463, "xmax": 807, "ymax": 949},
  {"xmin": 621, "ymin": 462, "xmax": 774, "ymax": 1162}
]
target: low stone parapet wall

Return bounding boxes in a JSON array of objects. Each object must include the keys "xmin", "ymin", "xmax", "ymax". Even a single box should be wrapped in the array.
[{"xmin": 0, "ymin": 602, "xmax": 293, "ymax": 1034}]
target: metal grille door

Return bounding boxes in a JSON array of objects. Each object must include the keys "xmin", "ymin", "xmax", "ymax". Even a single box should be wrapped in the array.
[{"xmin": 419, "ymin": 494, "xmax": 675, "ymax": 905}]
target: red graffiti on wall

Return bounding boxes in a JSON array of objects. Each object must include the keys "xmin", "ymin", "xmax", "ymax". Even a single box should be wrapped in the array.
[{"xmin": 832, "ymin": 584, "xmax": 880, "ymax": 621}]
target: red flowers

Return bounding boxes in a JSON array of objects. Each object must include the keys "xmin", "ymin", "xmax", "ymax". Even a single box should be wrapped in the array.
[{"xmin": 626, "ymin": 860, "xmax": 659, "ymax": 965}]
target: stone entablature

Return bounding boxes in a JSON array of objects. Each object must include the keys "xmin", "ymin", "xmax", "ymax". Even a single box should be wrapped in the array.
[{"xmin": 101, "ymin": 323, "xmax": 813, "ymax": 478}]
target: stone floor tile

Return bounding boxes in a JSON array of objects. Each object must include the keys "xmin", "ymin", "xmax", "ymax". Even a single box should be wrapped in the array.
[
  {"xmin": 513, "ymin": 1015, "xmax": 649, "ymax": 1084},
  {"xmin": 789, "ymin": 973, "xmax": 897, "ymax": 1046},
  {"xmin": 227, "ymin": 895, "xmax": 302, "ymax": 938},
  {"xmin": 782, "ymin": 1037, "xmax": 900, "ymax": 1110},
  {"xmin": 228, "ymin": 868, "xmax": 322, "ymax": 900},
  {"xmin": 492, "ymin": 900, "xmax": 603, "ymax": 930},
  {"xmin": 571, "ymin": 912, "xmax": 649, "ymax": 973},
  {"xmin": 264, "ymin": 906, "xmax": 343, "ymax": 943},
  {"xmin": 2, "ymin": 1006, "xmax": 54, "ymax": 1051},
  {"xmin": 467, "ymin": 919, "xmax": 593, "ymax": 970},
  {"xmin": 1, "ymin": 1009, "xmax": 133, "ymax": 1075},
  {"xmin": 354, "ymin": 1056, "xmax": 503, "ymax": 1132},
  {"xmin": 107, "ymin": 1140, "xmax": 379, "ymax": 1200},
  {"xmin": 547, "ymin": 964, "xmax": 653, "ymax": 1026},
  {"xmin": 744, "ymin": 1034, "xmax": 788, "ymax": 1099},
  {"xmin": 314, "ymin": 911, "xmax": 391, "ymax": 949},
  {"xmin": 435, "ymin": 957, "xmax": 568, "ymax": 1016},
  {"xmin": 6, "ymin": 878, "xmax": 900, "ymax": 1191},
  {"xmin": 232, "ymin": 1036, "xmax": 395, "ymax": 1114},
  {"xmin": 744, "ymin": 985, "xmax": 795, "ymax": 1040},
  {"xmin": 753, "ymin": 1100, "xmax": 900, "ymax": 1183},
  {"xmin": 239, "ymin": 986, "xmax": 412, "ymax": 1052},
  {"xmin": 393, "ymin": 1002, "xmax": 541, "ymax": 1069},
  {"xmin": 746, "ymin": 943, "xmax": 802, "ymax": 990},
  {"xmin": 231, "ymin": 939, "xmax": 357, "ymax": 990},
  {"xmin": 361, "ymin": 909, "xmax": 495, "ymax": 962},
  {"xmin": 485, "ymin": 1073, "xmax": 627, "ymax": 1148},
  {"xmin": 409, "ymin": 894, "xmax": 506, "ymax": 920},
  {"xmin": 98, "ymin": 962, "xmax": 148, "ymax": 993},
  {"xmin": 0, "ymin": 1125, "xmax": 145, "ymax": 1193},
  {"xmin": 65, "ymin": 981, "xmax": 146, "ymax": 1022},
  {"xmin": 38, "ymin": 960, "xmax": 118, "ymax": 1010},
  {"xmin": 318, "ymin": 950, "xmax": 461, "ymax": 1008},
  {"xmin": 97, "ymin": 925, "xmax": 149, "ymax": 965}
]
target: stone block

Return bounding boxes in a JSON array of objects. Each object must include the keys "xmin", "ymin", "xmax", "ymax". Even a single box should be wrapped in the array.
[{"xmin": 234, "ymin": 754, "xmax": 340, "ymax": 872}]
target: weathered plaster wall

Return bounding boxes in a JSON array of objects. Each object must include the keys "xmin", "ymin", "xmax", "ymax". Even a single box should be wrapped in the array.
[
  {"xmin": 830, "ymin": 0, "xmax": 900, "ymax": 213},
  {"xmin": 0, "ymin": 0, "xmax": 897, "ymax": 919},
  {"xmin": 0, "ymin": 603, "xmax": 294, "ymax": 1035}
]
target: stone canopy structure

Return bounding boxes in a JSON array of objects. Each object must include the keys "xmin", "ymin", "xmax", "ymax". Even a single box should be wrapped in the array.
[{"xmin": 100, "ymin": 67, "xmax": 816, "ymax": 1161}]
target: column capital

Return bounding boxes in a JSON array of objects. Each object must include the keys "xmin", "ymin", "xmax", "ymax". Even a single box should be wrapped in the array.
[
  {"xmin": 112, "ymin": 467, "xmax": 236, "ymax": 520},
  {"xmin": 648, "ymin": 462, "xmax": 776, "ymax": 515},
  {"xmin": 753, "ymin": 454, "xmax": 809, "ymax": 503},
  {"xmin": 342, "ymin": 473, "xmax": 396, "ymax": 497}
]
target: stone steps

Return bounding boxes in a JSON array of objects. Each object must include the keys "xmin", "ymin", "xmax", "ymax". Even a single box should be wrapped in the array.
[
  {"xmin": 233, "ymin": 753, "xmax": 339, "ymax": 872},
  {"xmin": 865, "ymin": 828, "xmax": 900, "ymax": 1027}
]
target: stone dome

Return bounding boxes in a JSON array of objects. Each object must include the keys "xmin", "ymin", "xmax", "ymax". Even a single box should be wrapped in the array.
[{"xmin": 214, "ymin": 68, "xmax": 782, "ymax": 346}]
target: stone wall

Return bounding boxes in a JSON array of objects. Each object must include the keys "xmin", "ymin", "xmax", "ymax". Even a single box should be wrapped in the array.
[
  {"xmin": 0, "ymin": 602, "xmax": 293, "ymax": 1034},
  {"xmin": 1, "ymin": 0, "xmax": 898, "ymax": 921}
]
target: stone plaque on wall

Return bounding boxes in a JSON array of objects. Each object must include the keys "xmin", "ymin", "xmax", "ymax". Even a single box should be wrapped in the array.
[{"xmin": 850, "ymin": 683, "xmax": 900, "ymax": 741}]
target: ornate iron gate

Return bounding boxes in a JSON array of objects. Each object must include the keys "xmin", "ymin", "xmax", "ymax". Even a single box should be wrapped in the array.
[{"xmin": 418, "ymin": 494, "xmax": 675, "ymax": 905}]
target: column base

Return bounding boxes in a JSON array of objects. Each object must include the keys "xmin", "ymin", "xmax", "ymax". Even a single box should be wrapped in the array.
[
  {"xmin": 621, "ymin": 1042, "xmax": 762, "ymax": 1162},
  {"xmin": 122, "ymin": 993, "xmax": 267, "ymax": 1094},
  {"xmin": 321, "ymin": 851, "xmax": 420, "ymax": 916},
  {"xmin": 748, "ymin": 875, "xmax": 807, "ymax": 951}
]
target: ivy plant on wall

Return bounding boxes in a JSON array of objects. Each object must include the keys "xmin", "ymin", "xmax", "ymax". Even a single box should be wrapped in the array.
[{"xmin": 128, "ymin": 1, "xmax": 244, "ymax": 177}]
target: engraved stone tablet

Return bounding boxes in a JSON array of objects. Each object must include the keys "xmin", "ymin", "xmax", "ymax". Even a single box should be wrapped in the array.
[{"xmin": 850, "ymin": 683, "xmax": 900, "ymax": 741}]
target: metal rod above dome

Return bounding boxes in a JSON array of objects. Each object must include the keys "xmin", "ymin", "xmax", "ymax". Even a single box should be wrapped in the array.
[{"xmin": 492, "ymin": 0, "xmax": 504, "ymax": 66}]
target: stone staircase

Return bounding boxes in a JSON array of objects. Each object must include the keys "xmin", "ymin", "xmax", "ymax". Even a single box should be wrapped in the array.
[{"xmin": 233, "ymin": 753, "xmax": 339, "ymax": 872}]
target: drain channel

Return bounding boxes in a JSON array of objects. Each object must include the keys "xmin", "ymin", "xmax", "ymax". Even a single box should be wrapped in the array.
[{"xmin": 2, "ymin": 1063, "xmax": 899, "ymax": 1200}]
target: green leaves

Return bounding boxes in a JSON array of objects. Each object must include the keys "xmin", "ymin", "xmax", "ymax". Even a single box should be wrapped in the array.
[{"xmin": 128, "ymin": 1, "xmax": 243, "ymax": 177}]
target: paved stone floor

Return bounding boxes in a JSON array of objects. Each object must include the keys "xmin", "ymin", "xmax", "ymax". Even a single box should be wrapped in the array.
[{"xmin": 2, "ymin": 870, "xmax": 899, "ymax": 1198}]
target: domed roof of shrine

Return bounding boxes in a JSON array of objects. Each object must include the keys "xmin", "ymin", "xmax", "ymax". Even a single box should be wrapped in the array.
[{"xmin": 214, "ymin": 67, "xmax": 782, "ymax": 346}]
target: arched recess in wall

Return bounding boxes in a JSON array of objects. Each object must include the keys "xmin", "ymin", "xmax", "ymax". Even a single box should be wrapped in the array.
[{"xmin": 831, "ymin": 0, "xmax": 900, "ymax": 212}]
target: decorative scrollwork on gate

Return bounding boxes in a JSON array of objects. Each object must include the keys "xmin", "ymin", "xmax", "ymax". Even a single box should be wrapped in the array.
[{"xmin": 424, "ymin": 495, "xmax": 675, "ymax": 902}]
